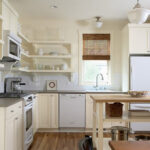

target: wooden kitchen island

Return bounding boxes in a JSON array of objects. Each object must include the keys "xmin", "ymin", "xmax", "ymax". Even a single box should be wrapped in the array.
[{"xmin": 91, "ymin": 94, "xmax": 150, "ymax": 150}]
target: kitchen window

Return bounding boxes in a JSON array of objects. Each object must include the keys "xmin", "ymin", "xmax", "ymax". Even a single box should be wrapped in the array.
[{"xmin": 82, "ymin": 34, "xmax": 111, "ymax": 86}]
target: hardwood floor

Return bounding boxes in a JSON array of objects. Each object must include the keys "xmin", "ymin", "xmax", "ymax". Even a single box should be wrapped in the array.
[{"xmin": 29, "ymin": 132, "xmax": 91, "ymax": 150}]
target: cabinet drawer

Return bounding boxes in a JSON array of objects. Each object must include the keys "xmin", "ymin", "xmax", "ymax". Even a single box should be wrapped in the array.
[
  {"xmin": 6, "ymin": 102, "xmax": 23, "ymax": 119},
  {"xmin": 6, "ymin": 105, "xmax": 16, "ymax": 119}
]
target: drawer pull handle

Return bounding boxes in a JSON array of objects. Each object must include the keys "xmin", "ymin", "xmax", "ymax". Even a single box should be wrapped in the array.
[
  {"xmin": 11, "ymin": 110, "xmax": 14, "ymax": 113},
  {"xmin": 15, "ymin": 117, "xmax": 18, "ymax": 120}
]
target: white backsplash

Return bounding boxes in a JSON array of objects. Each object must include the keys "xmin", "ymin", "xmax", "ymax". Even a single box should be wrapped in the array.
[{"xmin": 0, "ymin": 72, "xmax": 85, "ymax": 92}]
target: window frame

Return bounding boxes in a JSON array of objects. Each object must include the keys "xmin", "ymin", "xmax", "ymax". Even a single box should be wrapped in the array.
[
  {"xmin": 78, "ymin": 30, "xmax": 113, "ymax": 86},
  {"xmin": 82, "ymin": 60, "xmax": 110, "ymax": 86}
]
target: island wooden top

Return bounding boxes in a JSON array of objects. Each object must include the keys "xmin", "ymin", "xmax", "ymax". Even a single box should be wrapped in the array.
[
  {"xmin": 91, "ymin": 94, "xmax": 150, "ymax": 103},
  {"xmin": 109, "ymin": 141, "xmax": 150, "ymax": 150}
]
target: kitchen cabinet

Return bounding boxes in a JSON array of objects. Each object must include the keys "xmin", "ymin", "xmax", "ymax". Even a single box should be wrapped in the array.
[
  {"xmin": 0, "ymin": 101, "xmax": 23, "ymax": 150},
  {"xmin": 37, "ymin": 93, "xmax": 58, "ymax": 129},
  {"xmin": 122, "ymin": 24, "xmax": 150, "ymax": 54},
  {"xmin": 129, "ymin": 26, "xmax": 150, "ymax": 54},
  {"xmin": 33, "ymin": 95, "xmax": 38, "ymax": 134},
  {"xmin": 13, "ymin": 41, "xmax": 73, "ymax": 73},
  {"xmin": 86, "ymin": 94, "xmax": 125, "ymax": 129},
  {"xmin": 5, "ymin": 113, "xmax": 23, "ymax": 150},
  {"xmin": 2, "ymin": 0, "xmax": 18, "ymax": 34},
  {"xmin": 121, "ymin": 24, "xmax": 150, "ymax": 91}
]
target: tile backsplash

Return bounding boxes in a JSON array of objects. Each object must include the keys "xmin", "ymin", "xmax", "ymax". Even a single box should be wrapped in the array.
[{"xmin": 0, "ymin": 72, "xmax": 84, "ymax": 92}]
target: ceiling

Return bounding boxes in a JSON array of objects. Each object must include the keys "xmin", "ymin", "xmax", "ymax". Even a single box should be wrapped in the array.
[{"xmin": 8, "ymin": 0, "xmax": 150, "ymax": 21}]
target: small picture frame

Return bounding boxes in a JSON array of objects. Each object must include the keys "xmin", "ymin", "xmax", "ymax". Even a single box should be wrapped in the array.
[{"xmin": 47, "ymin": 80, "xmax": 57, "ymax": 91}]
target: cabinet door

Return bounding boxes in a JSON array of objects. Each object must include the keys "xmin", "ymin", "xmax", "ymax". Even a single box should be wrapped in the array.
[
  {"xmin": 38, "ymin": 94, "xmax": 58, "ymax": 128},
  {"xmin": 38, "ymin": 94, "xmax": 50, "ymax": 128},
  {"xmin": 129, "ymin": 28, "xmax": 148, "ymax": 53},
  {"xmin": 33, "ymin": 96, "xmax": 38, "ymax": 134},
  {"xmin": 49, "ymin": 94, "xmax": 58, "ymax": 128},
  {"xmin": 2, "ymin": 4, "xmax": 11, "ymax": 31},
  {"xmin": 5, "ymin": 116, "xmax": 16, "ymax": 150},
  {"xmin": 16, "ymin": 114, "xmax": 23, "ymax": 150}
]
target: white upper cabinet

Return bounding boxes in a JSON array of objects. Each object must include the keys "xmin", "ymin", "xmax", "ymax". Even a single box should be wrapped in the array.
[
  {"xmin": 129, "ymin": 28, "xmax": 148, "ymax": 53},
  {"xmin": 2, "ymin": 0, "xmax": 18, "ymax": 34},
  {"xmin": 129, "ymin": 26, "xmax": 150, "ymax": 53},
  {"xmin": 125, "ymin": 24, "xmax": 150, "ymax": 54}
]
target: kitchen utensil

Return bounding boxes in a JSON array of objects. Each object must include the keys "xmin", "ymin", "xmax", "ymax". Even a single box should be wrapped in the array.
[
  {"xmin": 49, "ymin": 52, "xmax": 58, "ymax": 56},
  {"xmin": 110, "ymin": 126, "xmax": 130, "ymax": 141},
  {"xmin": 128, "ymin": 91, "xmax": 149, "ymax": 97},
  {"xmin": 61, "ymin": 63, "xmax": 68, "ymax": 70},
  {"xmin": 45, "ymin": 65, "xmax": 50, "ymax": 70},
  {"xmin": 38, "ymin": 64, "xmax": 43, "ymax": 70},
  {"xmin": 38, "ymin": 48, "xmax": 43, "ymax": 55}
]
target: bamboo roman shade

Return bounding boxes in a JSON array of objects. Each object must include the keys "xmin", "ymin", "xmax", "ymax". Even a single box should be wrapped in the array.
[{"xmin": 82, "ymin": 34, "xmax": 110, "ymax": 60}]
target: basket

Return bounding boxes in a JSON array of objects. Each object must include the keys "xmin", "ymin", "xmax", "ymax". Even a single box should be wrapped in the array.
[{"xmin": 106, "ymin": 102, "xmax": 123, "ymax": 117}]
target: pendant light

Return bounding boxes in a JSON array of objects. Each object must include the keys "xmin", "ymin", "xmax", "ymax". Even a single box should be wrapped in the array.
[
  {"xmin": 128, "ymin": 0, "xmax": 150, "ymax": 24},
  {"xmin": 133, "ymin": 0, "xmax": 141, "ymax": 9}
]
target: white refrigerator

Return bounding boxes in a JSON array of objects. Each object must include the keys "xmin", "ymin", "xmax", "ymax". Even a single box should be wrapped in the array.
[{"xmin": 130, "ymin": 55, "xmax": 150, "ymax": 132}]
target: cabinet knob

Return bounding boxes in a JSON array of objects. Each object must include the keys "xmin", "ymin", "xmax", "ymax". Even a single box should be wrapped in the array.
[
  {"xmin": 15, "ymin": 117, "xmax": 18, "ymax": 120},
  {"xmin": 11, "ymin": 110, "xmax": 14, "ymax": 113},
  {"xmin": 19, "ymin": 106, "xmax": 21, "ymax": 108}
]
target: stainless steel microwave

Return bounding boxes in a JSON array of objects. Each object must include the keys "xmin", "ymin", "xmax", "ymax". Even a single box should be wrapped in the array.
[{"xmin": 3, "ymin": 30, "xmax": 22, "ymax": 61}]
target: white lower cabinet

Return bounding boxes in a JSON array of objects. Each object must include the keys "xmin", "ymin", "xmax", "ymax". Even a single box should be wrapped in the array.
[
  {"xmin": 5, "ymin": 113, "xmax": 23, "ymax": 150},
  {"xmin": 5, "ymin": 116, "xmax": 16, "ymax": 150},
  {"xmin": 37, "ymin": 94, "xmax": 58, "ymax": 129},
  {"xmin": 0, "ymin": 101, "xmax": 23, "ymax": 150}
]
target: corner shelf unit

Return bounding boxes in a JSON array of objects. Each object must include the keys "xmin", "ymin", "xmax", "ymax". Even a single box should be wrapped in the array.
[{"xmin": 13, "ymin": 34, "xmax": 74, "ymax": 78}]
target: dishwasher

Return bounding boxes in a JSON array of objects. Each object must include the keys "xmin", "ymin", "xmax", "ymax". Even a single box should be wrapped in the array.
[{"xmin": 59, "ymin": 94, "xmax": 85, "ymax": 128}]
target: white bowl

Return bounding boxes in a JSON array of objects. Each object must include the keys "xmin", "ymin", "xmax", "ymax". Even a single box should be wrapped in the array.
[{"xmin": 128, "ymin": 8, "xmax": 150, "ymax": 24}]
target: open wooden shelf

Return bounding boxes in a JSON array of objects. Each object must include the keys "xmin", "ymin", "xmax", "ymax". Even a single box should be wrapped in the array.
[
  {"xmin": 18, "ymin": 32, "xmax": 30, "ymax": 43},
  {"xmin": 12, "ymin": 68, "xmax": 73, "ymax": 73},
  {"xmin": 31, "ymin": 40, "xmax": 71, "ymax": 44},
  {"xmin": 104, "ymin": 114, "xmax": 150, "ymax": 122},
  {"xmin": 21, "ymin": 52, "xmax": 72, "ymax": 59}
]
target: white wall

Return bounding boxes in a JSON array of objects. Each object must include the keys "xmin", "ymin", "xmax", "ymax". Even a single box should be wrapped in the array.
[
  {"xmin": 18, "ymin": 18, "xmax": 126, "ymax": 91},
  {"xmin": 0, "ymin": 10, "xmax": 127, "ymax": 92}
]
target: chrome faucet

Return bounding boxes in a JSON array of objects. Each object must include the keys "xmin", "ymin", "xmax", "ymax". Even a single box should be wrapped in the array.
[{"xmin": 95, "ymin": 73, "xmax": 104, "ymax": 89}]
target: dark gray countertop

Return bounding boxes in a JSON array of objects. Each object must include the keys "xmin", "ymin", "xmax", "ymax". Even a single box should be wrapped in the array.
[
  {"xmin": 0, "ymin": 98, "xmax": 22, "ymax": 107},
  {"xmin": 24, "ymin": 90, "xmax": 126, "ymax": 94}
]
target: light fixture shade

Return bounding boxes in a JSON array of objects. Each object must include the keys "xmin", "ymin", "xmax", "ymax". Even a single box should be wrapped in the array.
[{"xmin": 96, "ymin": 21, "xmax": 103, "ymax": 28}]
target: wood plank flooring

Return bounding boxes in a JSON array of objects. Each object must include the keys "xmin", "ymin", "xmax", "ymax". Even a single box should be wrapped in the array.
[{"xmin": 29, "ymin": 132, "xmax": 91, "ymax": 150}]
